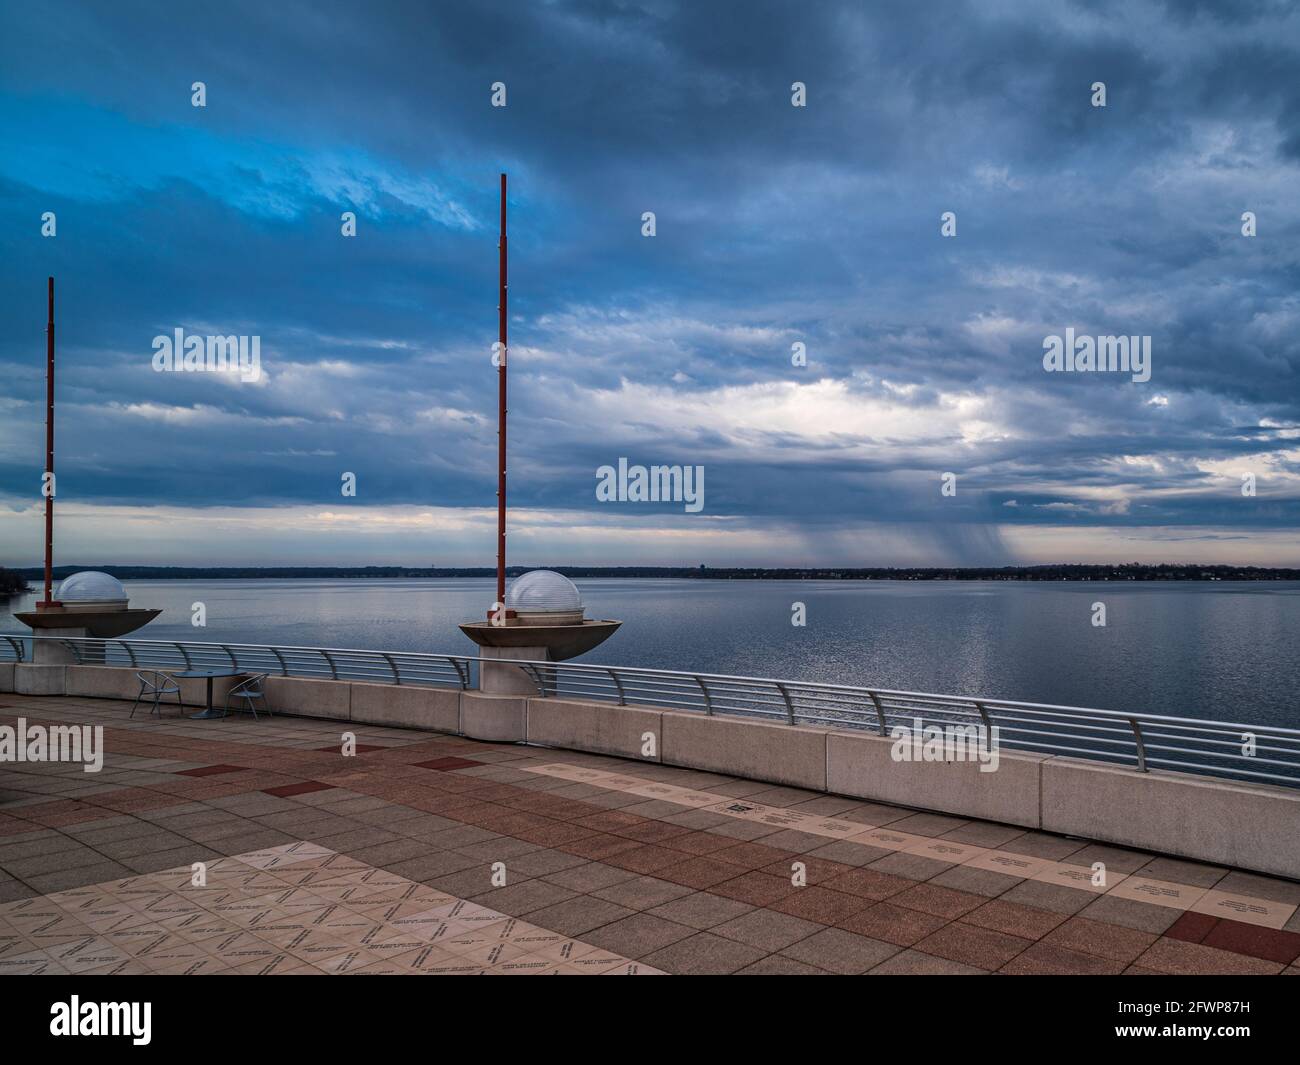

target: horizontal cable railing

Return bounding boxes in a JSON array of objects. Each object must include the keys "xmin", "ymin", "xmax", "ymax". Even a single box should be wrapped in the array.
[{"xmin": 3, "ymin": 634, "xmax": 1299, "ymax": 788}]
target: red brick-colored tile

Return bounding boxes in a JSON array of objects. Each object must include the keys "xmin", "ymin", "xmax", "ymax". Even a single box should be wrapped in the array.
[
  {"xmin": 412, "ymin": 757, "xmax": 482, "ymax": 771},
  {"xmin": 1202, "ymin": 920, "xmax": 1300, "ymax": 966},
  {"xmin": 1164, "ymin": 910, "xmax": 1218, "ymax": 944},
  {"xmin": 262, "ymin": 781, "xmax": 336, "ymax": 798},
  {"xmin": 175, "ymin": 764, "xmax": 248, "ymax": 777}
]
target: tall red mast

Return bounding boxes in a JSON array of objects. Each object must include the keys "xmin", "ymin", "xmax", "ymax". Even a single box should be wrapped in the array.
[
  {"xmin": 39, "ymin": 277, "xmax": 57, "ymax": 608},
  {"xmin": 496, "ymin": 173, "xmax": 508, "ymax": 610}
]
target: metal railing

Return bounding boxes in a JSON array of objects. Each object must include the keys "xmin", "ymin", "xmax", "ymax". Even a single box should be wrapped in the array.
[
  {"xmin": 4, "ymin": 634, "xmax": 1299, "ymax": 788},
  {"xmin": 0, "ymin": 635, "xmax": 471, "ymax": 690}
]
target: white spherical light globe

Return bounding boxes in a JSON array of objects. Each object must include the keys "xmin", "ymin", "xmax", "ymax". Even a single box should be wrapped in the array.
[
  {"xmin": 505, "ymin": 570, "xmax": 582, "ymax": 615},
  {"xmin": 57, "ymin": 570, "xmax": 129, "ymax": 607}
]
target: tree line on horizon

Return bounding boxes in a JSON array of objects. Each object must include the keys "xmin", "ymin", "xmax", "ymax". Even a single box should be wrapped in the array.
[{"xmin": 7, "ymin": 563, "xmax": 1300, "ymax": 582}]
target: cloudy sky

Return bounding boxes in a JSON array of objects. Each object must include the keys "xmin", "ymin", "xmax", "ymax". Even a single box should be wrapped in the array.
[{"xmin": 1, "ymin": 0, "xmax": 1297, "ymax": 567}]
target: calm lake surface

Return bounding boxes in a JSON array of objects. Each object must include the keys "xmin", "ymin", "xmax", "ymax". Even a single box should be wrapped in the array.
[{"xmin": 4, "ymin": 578, "xmax": 1299, "ymax": 728}]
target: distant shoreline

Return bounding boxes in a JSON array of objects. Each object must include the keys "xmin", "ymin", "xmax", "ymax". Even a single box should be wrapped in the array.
[{"xmin": 8, "ymin": 564, "xmax": 1300, "ymax": 582}]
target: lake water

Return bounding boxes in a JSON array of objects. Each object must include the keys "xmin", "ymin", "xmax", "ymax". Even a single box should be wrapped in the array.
[{"xmin": 4, "ymin": 578, "xmax": 1299, "ymax": 728}]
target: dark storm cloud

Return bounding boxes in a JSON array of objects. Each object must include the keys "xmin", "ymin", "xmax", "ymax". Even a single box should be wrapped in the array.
[{"xmin": 0, "ymin": 0, "xmax": 1298, "ymax": 563}]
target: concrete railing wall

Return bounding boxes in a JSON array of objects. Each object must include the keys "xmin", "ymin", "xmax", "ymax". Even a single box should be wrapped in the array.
[{"xmin": 4, "ymin": 663, "xmax": 1298, "ymax": 881}]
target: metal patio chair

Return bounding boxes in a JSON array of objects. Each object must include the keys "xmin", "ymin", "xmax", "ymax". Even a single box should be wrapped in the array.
[
  {"xmin": 131, "ymin": 670, "xmax": 183, "ymax": 719},
  {"xmin": 223, "ymin": 673, "xmax": 272, "ymax": 720}
]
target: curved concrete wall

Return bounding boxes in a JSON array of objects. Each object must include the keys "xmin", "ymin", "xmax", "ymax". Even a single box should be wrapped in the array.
[{"xmin": 3, "ymin": 664, "xmax": 1296, "ymax": 880}]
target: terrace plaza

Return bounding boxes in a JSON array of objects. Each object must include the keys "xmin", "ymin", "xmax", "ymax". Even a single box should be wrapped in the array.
[{"xmin": 2, "ymin": 690, "xmax": 1299, "ymax": 976}]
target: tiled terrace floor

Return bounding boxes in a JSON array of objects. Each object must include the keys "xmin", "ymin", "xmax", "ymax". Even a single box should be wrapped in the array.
[{"xmin": 2, "ymin": 693, "xmax": 1299, "ymax": 975}]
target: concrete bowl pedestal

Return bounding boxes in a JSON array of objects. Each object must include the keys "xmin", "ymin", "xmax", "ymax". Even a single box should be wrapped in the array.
[
  {"xmin": 9, "ymin": 628, "xmax": 86, "ymax": 695},
  {"xmin": 23, "ymin": 626, "xmax": 89, "ymax": 664},
  {"xmin": 476, "ymin": 645, "xmax": 551, "ymax": 696},
  {"xmin": 16, "ymin": 607, "xmax": 162, "ymax": 644},
  {"xmin": 14, "ymin": 605, "xmax": 163, "ymax": 695},
  {"xmin": 457, "ymin": 619, "xmax": 621, "ymax": 739}
]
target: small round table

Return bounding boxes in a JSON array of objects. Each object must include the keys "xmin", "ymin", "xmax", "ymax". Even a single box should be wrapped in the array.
[{"xmin": 173, "ymin": 668, "xmax": 244, "ymax": 720}]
